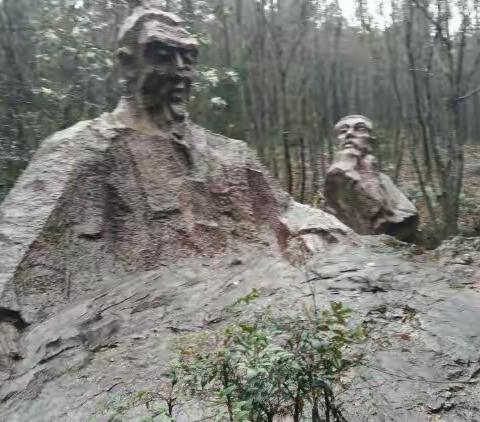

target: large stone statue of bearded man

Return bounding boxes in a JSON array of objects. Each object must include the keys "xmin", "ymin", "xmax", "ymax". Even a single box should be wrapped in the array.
[{"xmin": 0, "ymin": 2, "xmax": 353, "ymax": 379}]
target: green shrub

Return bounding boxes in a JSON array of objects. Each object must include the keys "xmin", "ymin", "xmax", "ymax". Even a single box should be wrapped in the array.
[{"xmin": 171, "ymin": 294, "xmax": 364, "ymax": 422}]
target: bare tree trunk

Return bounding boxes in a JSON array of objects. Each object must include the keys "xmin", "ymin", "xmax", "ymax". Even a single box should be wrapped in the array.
[{"xmin": 405, "ymin": 5, "xmax": 433, "ymax": 181}]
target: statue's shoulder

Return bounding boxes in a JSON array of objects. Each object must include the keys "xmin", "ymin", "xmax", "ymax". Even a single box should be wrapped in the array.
[
  {"xmin": 379, "ymin": 172, "xmax": 417, "ymax": 214},
  {"xmin": 190, "ymin": 124, "xmax": 247, "ymax": 149},
  {"xmin": 188, "ymin": 122, "xmax": 294, "ymax": 206},
  {"xmin": 1, "ymin": 114, "xmax": 121, "ymax": 211},
  {"xmin": 37, "ymin": 119, "xmax": 94, "ymax": 154},
  {"xmin": 189, "ymin": 123, "xmax": 259, "ymax": 166},
  {"xmin": 35, "ymin": 112, "xmax": 122, "ymax": 159}
]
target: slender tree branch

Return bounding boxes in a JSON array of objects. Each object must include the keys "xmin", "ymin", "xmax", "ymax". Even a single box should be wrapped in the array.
[
  {"xmin": 411, "ymin": 0, "xmax": 450, "ymax": 48},
  {"xmin": 455, "ymin": 85, "xmax": 480, "ymax": 103}
]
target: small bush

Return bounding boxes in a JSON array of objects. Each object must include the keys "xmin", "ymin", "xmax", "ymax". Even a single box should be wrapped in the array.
[{"xmin": 171, "ymin": 294, "xmax": 364, "ymax": 422}]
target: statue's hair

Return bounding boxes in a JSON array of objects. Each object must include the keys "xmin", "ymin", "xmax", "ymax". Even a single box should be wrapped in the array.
[
  {"xmin": 127, "ymin": 0, "xmax": 163, "ymax": 9},
  {"xmin": 118, "ymin": 5, "xmax": 198, "ymax": 51},
  {"xmin": 334, "ymin": 115, "xmax": 373, "ymax": 130},
  {"xmin": 118, "ymin": 8, "xmax": 184, "ymax": 46}
]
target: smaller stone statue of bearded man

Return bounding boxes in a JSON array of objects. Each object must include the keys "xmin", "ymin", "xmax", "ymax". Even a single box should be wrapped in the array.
[{"xmin": 325, "ymin": 115, "xmax": 418, "ymax": 241}]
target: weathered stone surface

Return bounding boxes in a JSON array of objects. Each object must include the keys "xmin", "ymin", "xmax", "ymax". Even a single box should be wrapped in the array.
[
  {"xmin": 325, "ymin": 115, "xmax": 418, "ymax": 241},
  {"xmin": 0, "ymin": 104, "xmax": 353, "ymax": 322},
  {"xmin": 0, "ymin": 7, "xmax": 353, "ymax": 317},
  {"xmin": 0, "ymin": 3, "xmax": 354, "ymax": 390},
  {"xmin": 1, "ymin": 6, "xmax": 480, "ymax": 422},
  {"xmin": 1, "ymin": 240, "xmax": 480, "ymax": 421},
  {"xmin": 435, "ymin": 236, "xmax": 480, "ymax": 265}
]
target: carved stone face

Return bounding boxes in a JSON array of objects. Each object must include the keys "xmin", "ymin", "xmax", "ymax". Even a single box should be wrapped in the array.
[
  {"xmin": 118, "ymin": 8, "xmax": 199, "ymax": 125},
  {"xmin": 334, "ymin": 115, "xmax": 373, "ymax": 156},
  {"xmin": 136, "ymin": 40, "xmax": 197, "ymax": 121}
]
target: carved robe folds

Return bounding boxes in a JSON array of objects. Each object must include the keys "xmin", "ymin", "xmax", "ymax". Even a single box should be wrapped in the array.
[{"xmin": 325, "ymin": 156, "xmax": 418, "ymax": 241}]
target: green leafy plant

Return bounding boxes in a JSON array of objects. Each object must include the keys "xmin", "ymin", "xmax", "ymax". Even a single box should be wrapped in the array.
[
  {"xmin": 96, "ymin": 377, "xmax": 178, "ymax": 422},
  {"xmin": 171, "ymin": 292, "xmax": 364, "ymax": 422}
]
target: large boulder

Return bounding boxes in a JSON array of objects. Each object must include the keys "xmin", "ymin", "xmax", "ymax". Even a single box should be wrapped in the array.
[{"xmin": 1, "ymin": 239, "xmax": 480, "ymax": 421}]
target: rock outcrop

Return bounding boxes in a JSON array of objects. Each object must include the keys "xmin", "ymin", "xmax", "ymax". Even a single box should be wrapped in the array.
[
  {"xmin": 1, "ymin": 238, "xmax": 480, "ymax": 421},
  {"xmin": 325, "ymin": 115, "xmax": 418, "ymax": 241},
  {"xmin": 0, "ymin": 5, "xmax": 353, "ymax": 384}
]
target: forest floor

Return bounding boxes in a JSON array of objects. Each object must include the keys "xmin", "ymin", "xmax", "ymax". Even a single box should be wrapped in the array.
[{"xmin": 396, "ymin": 145, "xmax": 480, "ymax": 243}]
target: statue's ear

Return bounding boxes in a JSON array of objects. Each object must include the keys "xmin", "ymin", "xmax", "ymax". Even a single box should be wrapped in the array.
[{"xmin": 117, "ymin": 46, "xmax": 135, "ymax": 68}]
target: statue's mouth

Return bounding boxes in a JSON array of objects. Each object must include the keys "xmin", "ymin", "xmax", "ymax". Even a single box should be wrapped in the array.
[
  {"xmin": 340, "ymin": 138, "xmax": 372, "ymax": 156},
  {"xmin": 169, "ymin": 80, "xmax": 189, "ymax": 118},
  {"xmin": 342, "ymin": 140, "xmax": 357, "ymax": 149},
  {"xmin": 141, "ymin": 73, "xmax": 191, "ymax": 121}
]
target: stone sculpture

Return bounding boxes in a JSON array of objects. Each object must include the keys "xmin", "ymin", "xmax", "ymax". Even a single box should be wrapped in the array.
[
  {"xmin": 0, "ymin": 3, "xmax": 354, "ymax": 380},
  {"xmin": 1, "ymin": 8, "xmax": 480, "ymax": 422},
  {"xmin": 325, "ymin": 115, "xmax": 418, "ymax": 241}
]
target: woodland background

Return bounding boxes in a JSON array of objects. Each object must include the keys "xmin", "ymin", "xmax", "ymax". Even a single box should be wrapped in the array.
[{"xmin": 1, "ymin": 0, "xmax": 480, "ymax": 245}]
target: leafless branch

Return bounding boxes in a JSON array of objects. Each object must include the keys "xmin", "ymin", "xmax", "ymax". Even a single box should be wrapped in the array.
[
  {"xmin": 411, "ymin": 0, "xmax": 451, "ymax": 48},
  {"xmin": 455, "ymin": 85, "xmax": 480, "ymax": 103}
]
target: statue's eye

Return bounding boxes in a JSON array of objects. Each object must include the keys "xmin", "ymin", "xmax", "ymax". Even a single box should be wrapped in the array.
[
  {"xmin": 183, "ymin": 49, "xmax": 198, "ymax": 65},
  {"xmin": 155, "ymin": 49, "xmax": 171, "ymax": 61},
  {"xmin": 144, "ymin": 42, "xmax": 172, "ymax": 64}
]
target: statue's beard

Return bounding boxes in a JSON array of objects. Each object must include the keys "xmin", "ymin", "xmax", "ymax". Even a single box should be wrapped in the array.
[
  {"xmin": 340, "ymin": 137, "xmax": 372, "ymax": 155},
  {"xmin": 139, "ymin": 73, "xmax": 190, "ymax": 124}
]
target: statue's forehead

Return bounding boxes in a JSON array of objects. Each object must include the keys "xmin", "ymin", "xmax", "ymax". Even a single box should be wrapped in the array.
[
  {"xmin": 335, "ymin": 116, "xmax": 372, "ymax": 131},
  {"xmin": 118, "ymin": 7, "xmax": 198, "ymax": 50},
  {"xmin": 139, "ymin": 20, "xmax": 199, "ymax": 50}
]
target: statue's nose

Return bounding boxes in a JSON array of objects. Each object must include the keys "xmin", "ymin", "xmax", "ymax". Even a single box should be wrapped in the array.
[{"xmin": 175, "ymin": 52, "xmax": 186, "ymax": 69}]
